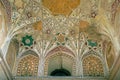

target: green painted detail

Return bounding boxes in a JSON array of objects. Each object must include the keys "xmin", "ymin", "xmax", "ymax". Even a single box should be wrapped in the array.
[
  {"xmin": 62, "ymin": 33, "xmax": 65, "ymax": 35},
  {"xmin": 57, "ymin": 42, "xmax": 60, "ymax": 45},
  {"xmin": 54, "ymin": 37, "xmax": 57, "ymax": 41},
  {"xmin": 62, "ymin": 43, "xmax": 65, "ymax": 45},
  {"xmin": 88, "ymin": 40, "xmax": 97, "ymax": 47},
  {"xmin": 56, "ymin": 42, "xmax": 65, "ymax": 46},
  {"xmin": 56, "ymin": 33, "xmax": 60, "ymax": 35},
  {"xmin": 22, "ymin": 35, "xmax": 34, "ymax": 46},
  {"xmin": 65, "ymin": 37, "xmax": 69, "ymax": 41}
]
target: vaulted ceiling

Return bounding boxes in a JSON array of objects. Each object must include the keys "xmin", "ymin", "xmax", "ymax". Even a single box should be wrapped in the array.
[
  {"xmin": 0, "ymin": 0, "xmax": 120, "ymax": 79},
  {"xmin": 0, "ymin": 0, "xmax": 119, "ymax": 68}
]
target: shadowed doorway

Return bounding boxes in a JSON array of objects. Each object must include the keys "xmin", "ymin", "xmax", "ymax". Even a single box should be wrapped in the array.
[{"xmin": 50, "ymin": 68, "xmax": 71, "ymax": 76}]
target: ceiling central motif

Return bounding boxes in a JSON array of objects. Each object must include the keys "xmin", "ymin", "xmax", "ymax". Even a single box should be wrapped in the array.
[{"xmin": 42, "ymin": 0, "xmax": 80, "ymax": 16}]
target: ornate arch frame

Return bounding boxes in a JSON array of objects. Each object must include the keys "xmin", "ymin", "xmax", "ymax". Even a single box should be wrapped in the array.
[
  {"xmin": 13, "ymin": 50, "xmax": 39, "ymax": 76},
  {"xmin": 44, "ymin": 46, "xmax": 76, "ymax": 76},
  {"xmin": 81, "ymin": 50, "xmax": 108, "ymax": 77}
]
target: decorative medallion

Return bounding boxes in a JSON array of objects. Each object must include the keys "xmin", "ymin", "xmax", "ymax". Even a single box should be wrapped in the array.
[
  {"xmin": 55, "ymin": 33, "xmax": 68, "ymax": 45},
  {"xmin": 22, "ymin": 35, "xmax": 34, "ymax": 46},
  {"xmin": 91, "ymin": 12, "xmax": 97, "ymax": 18},
  {"xmin": 83, "ymin": 55, "xmax": 104, "ymax": 77}
]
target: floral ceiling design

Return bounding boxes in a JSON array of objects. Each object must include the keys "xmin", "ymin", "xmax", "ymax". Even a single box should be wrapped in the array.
[
  {"xmin": 22, "ymin": 35, "xmax": 34, "ymax": 47},
  {"xmin": 1, "ymin": 0, "xmax": 120, "ymax": 79}
]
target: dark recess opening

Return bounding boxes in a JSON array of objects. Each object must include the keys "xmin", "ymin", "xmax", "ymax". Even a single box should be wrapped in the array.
[{"xmin": 50, "ymin": 69, "xmax": 71, "ymax": 76}]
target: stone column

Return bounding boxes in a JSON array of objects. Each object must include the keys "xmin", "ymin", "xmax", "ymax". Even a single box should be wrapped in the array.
[
  {"xmin": 79, "ymin": 58, "xmax": 83, "ymax": 77},
  {"xmin": 0, "ymin": 49, "xmax": 12, "ymax": 80},
  {"xmin": 38, "ymin": 57, "xmax": 45, "ymax": 76},
  {"xmin": 75, "ymin": 56, "xmax": 83, "ymax": 77}
]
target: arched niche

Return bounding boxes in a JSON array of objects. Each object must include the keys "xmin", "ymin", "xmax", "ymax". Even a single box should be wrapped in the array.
[
  {"xmin": 106, "ymin": 42, "xmax": 115, "ymax": 70},
  {"xmin": 20, "ymin": 50, "xmax": 39, "ymax": 58},
  {"xmin": 44, "ymin": 46, "xmax": 75, "ymax": 76},
  {"xmin": 0, "ymin": 1, "xmax": 8, "ymax": 47},
  {"xmin": 45, "ymin": 52, "xmax": 75, "ymax": 76},
  {"xmin": 82, "ymin": 54, "xmax": 104, "ymax": 77},
  {"xmin": 6, "ymin": 40, "xmax": 19, "ymax": 71},
  {"xmin": 16, "ymin": 51, "xmax": 39, "ymax": 76}
]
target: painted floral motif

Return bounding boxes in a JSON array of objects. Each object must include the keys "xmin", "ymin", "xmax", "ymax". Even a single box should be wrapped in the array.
[
  {"xmin": 17, "ymin": 54, "xmax": 39, "ymax": 76},
  {"xmin": 83, "ymin": 55, "xmax": 104, "ymax": 77},
  {"xmin": 55, "ymin": 33, "xmax": 68, "ymax": 45},
  {"xmin": 22, "ymin": 35, "xmax": 34, "ymax": 46}
]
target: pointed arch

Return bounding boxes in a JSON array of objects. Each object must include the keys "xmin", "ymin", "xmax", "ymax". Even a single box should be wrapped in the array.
[
  {"xmin": 13, "ymin": 50, "xmax": 39, "ymax": 76},
  {"xmin": 45, "ymin": 46, "xmax": 75, "ymax": 58},
  {"xmin": 18, "ymin": 50, "xmax": 39, "ymax": 59},
  {"xmin": 44, "ymin": 46, "xmax": 76, "ymax": 76},
  {"xmin": 16, "ymin": 52, "xmax": 39, "ymax": 76},
  {"xmin": 82, "ymin": 54, "xmax": 104, "ymax": 77}
]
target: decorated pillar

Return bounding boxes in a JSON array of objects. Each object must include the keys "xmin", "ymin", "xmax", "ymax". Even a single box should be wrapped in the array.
[{"xmin": 38, "ymin": 57, "xmax": 45, "ymax": 76}]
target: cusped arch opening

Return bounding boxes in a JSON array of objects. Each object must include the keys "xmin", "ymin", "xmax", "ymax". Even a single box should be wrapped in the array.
[
  {"xmin": 20, "ymin": 50, "xmax": 39, "ymax": 58},
  {"xmin": 44, "ymin": 46, "xmax": 75, "ymax": 76},
  {"xmin": 45, "ymin": 53, "xmax": 74, "ymax": 76},
  {"xmin": 82, "ymin": 54, "xmax": 104, "ymax": 77},
  {"xmin": 45, "ymin": 46, "xmax": 75, "ymax": 58},
  {"xmin": 16, "ymin": 51, "xmax": 39, "ymax": 76}
]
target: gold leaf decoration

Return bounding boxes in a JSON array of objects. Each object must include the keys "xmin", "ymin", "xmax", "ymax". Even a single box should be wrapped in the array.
[
  {"xmin": 33, "ymin": 21, "xmax": 42, "ymax": 31},
  {"xmin": 42, "ymin": 0, "xmax": 80, "ymax": 16}
]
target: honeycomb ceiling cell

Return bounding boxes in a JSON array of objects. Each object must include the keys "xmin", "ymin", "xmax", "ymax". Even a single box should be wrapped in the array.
[
  {"xmin": 79, "ymin": 20, "xmax": 89, "ymax": 31},
  {"xmin": 79, "ymin": 21, "xmax": 89, "ymax": 29},
  {"xmin": 42, "ymin": 0, "xmax": 80, "ymax": 16},
  {"xmin": 33, "ymin": 21, "xmax": 42, "ymax": 31}
]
